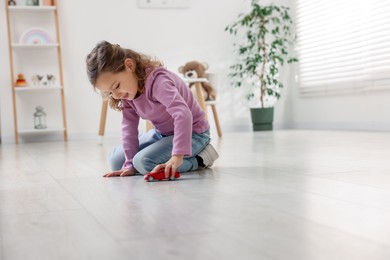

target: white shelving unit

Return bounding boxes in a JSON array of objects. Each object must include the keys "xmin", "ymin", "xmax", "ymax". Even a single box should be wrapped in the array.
[{"xmin": 5, "ymin": 0, "xmax": 67, "ymax": 143}]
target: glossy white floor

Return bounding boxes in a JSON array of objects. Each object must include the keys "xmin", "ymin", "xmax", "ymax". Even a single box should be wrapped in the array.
[{"xmin": 1, "ymin": 130, "xmax": 390, "ymax": 260}]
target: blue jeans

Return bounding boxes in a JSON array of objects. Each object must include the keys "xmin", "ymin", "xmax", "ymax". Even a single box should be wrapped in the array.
[{"xmin": 108, "ymin": 129, "xmax": 211, "ymax": 174}]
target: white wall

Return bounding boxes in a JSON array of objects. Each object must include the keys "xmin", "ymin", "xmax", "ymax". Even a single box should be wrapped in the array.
[{"xmin": 289, "ymin": 88, "xmax": 390, "ymax": 131}]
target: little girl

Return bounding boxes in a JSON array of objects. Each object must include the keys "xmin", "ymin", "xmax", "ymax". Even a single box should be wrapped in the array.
[{"xmin": 86, "ymin": 41, "xmax": 219, "ymax": 178}]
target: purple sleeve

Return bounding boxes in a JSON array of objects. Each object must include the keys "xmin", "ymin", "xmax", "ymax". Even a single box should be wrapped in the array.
[
  {"xmin": 121, "ymin": 103, "xmax": 140, "ymax": 170},
  {"xmin": 152, "ymin": 76, "xmax": 193, "ymax": 156}
]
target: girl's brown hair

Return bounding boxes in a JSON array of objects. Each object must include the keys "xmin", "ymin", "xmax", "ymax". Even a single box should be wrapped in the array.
[{"xmin": 86, "ymin": 41, "xmax": 163, "ymax": 111}]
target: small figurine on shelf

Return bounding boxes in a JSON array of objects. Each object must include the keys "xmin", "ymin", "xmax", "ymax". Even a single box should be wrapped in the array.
[
  {"xmin": 47, "ymin": 74, "xmax": 56, "ymax": 86},
  {"xmin": 15, "ymin": 73, "xmax": 28, "ymax": 87},
  {"xmin": 8, "ymin": 0, "xmax": 16, "ymax": 6},
  {"xmin": 31, "ymin": 74, "xmax": 43, "ymax": 86},
  {"xmin": 34, "ymin": 106, "xmax": 47, "ymax": 129},
  {"xmin": 31, "ymin": 74, "xmax": 56, "ymax": 87}
]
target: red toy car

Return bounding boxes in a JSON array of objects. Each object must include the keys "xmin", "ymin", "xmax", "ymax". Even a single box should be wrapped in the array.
[{"xmin": 144, "ymin": 169, "xmax": 181, "ymax": 182}]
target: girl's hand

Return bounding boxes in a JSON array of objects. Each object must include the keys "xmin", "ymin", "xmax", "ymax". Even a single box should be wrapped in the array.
[
  {"xmin": 152, "ymin": 155, "xmax": 184, "ymax": 178},
  {"xmin": 103, "ymin": 168, "xmax": 136, "ymax": 177}
]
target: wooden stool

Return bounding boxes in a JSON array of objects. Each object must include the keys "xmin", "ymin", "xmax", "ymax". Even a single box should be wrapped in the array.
[
  {"xmin": 98, "ymin": 100, "xmax": 108, "ymax": 145},
  {"xmin": 184, "ymin": 76, "xmax": 223, "ymax": 137}
]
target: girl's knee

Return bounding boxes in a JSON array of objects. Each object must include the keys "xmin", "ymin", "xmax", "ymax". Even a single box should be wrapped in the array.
[
  {"xmin": 133, "ymin": 153, "xmax": 155, "ymax": 175},
  {"xmin": 108, "ymin": 146, "xmax": 125, "ymax": 171}
]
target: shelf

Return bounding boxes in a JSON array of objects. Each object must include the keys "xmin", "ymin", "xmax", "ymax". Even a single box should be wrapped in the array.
[
  {"xmin": 8, "ymin": 6, "xmax": 56, "ymax": 12},
  {"xmin": 12, "ymin": 43, "xmax": 59, "ymax": 48},
  {"xmin": 6, "ymin": 0, "xmax": 68, "ymax": 143},
  {"xmin": 14, "ymin": 86, "xmax": 62, "ymax": 92},
  {"xmin": 18, "ymin": 127, "xmax": 65, "ymax": 134}
]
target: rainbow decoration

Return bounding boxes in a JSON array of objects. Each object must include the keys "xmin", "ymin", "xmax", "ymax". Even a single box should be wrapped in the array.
[{"xmin": 19, "ymin": 27, "xmax": 53, "ymax": 44}]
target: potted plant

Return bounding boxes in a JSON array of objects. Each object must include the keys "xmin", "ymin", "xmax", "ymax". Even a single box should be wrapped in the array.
[{"xmin": 225, "ymin": 0, "xmax": 298, "ymax": 131}]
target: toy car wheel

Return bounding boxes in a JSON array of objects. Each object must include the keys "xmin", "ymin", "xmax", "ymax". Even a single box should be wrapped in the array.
[
  {"xmin": 148, "ymin": 176, "xmax": 154, "ymax": 182},
  {"xmin": 169, "ymin": 176, "xmax": 175, "ymax": 181}
]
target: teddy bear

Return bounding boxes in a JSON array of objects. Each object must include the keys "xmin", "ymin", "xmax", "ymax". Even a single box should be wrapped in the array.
[{"xmin": 178, "ymin": 61, "xmax": 216, "ymax": 101}]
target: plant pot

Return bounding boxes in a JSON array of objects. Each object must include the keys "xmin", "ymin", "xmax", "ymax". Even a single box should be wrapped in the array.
[{"xmin": 250, "ymin": 107, "xmax": 274, "ymax": 131}]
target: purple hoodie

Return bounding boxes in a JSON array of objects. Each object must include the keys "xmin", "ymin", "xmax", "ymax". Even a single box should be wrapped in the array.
[{"xmin": 120, "ymin": 67, "xmax": 209, "ymax": 170}]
